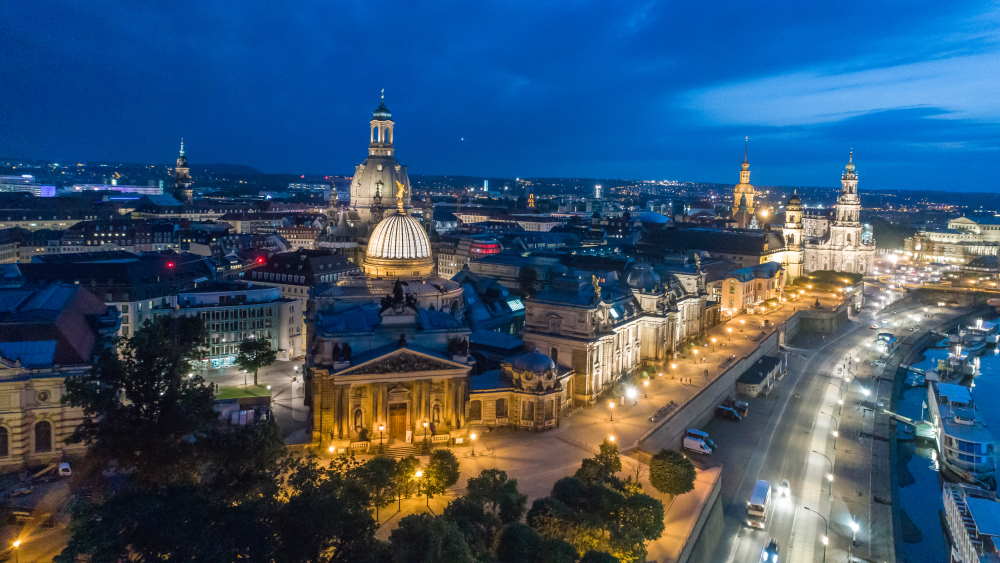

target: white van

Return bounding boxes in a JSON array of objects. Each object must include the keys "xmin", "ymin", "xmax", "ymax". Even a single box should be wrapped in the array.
[
  {"xmin": 683, "ymin": 428, "xmax": 717, "ymax": 455},
  {"xmin": 746, "ymin": 480, "xmax": 771, "ymax": 529}
]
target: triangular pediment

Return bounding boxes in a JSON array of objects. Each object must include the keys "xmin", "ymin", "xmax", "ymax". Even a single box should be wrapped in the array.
[{"xmin": 334, "ymin": 347, "xmax": 470, "ymax": 377}]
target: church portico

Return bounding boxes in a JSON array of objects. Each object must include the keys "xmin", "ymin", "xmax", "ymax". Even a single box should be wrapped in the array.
[{"xmin": 310, "ymin": 346, "xmax": 471, "ymax": 446}]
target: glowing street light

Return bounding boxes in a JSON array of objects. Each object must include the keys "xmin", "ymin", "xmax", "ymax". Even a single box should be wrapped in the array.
[
  {"xmin": 625, "ymin": 386, "xmax": 638, "ymax": 405},
  {"xmin": 11, "ymin": 539, "xmax": 21, "ymax": 563},
  {"xmin": 470, "ymin": 432, "xmax": 478, "ymax": 456},
  {"xmin": 327, "ymin": 444, "xmax": 335, "ymax": 454},
  {"xmin": 608, "ymin": 400, "xmax": 616, "ymax": 422},
  {"xmin": 642, "ymin": 379, "xmax": 650, "ymax": 398},
  {"xmin": 607, "ymin": 434, "xmax": 616, "ymax": 444}
]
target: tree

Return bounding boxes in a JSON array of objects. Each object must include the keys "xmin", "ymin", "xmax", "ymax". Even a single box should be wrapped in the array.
[
  {"xmin": 421, "ymin": 449, "xmax": 460, "ymax": 503},
  {"xmin": 353, "ymin": 456, "xmax": 397, "ymax": 522},
  {"xmin": 496, "ymin": 523, "xmax": 576, "ymax": 563},
  {"xmin": 607, "ymin": 493, "xmax": 665, "ymax": 561},
  {"xmin": 465, "ymin": 468, "xmax": 527, "ymax": 524},
  {"xmin": 63, "ymin": 315, "xmax": 216, "ymax": 486},
  {"xmin": 649, "ymin": 449, "xmax": 696, "ymax": 496},
  {"xmin": 443, "ymin": 496, "xmax": 500, "ymax": 560},
  {"xmin": 580, "ymin": 551, "xmax": 620, "ymax": 563},
  {"xmin": 57, "ymin": 317, "xmax": 386, "ymax": 562},
  {"xmin": 389, "ymin": 513, "xmax": 475, "ymax": 563},
  {"xmin": 236, "ymin": 337, "xmax": 278, "ymax": 386},
  {"xmin": 575, "ymin": 441, "xmax": 623, "ymax": 487},
  {"xmin": 393, "ymin": 456, "xmax": 421, "ymax": 510},
  {"xmin": 518, "ymin": 266, "xmax": 539, "ymax": 296}
]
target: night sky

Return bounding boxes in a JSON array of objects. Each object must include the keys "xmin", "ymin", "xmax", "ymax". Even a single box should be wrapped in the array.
[{"xmin": 3, "ymin": 1, "xmax": 998, "ymax": 191}]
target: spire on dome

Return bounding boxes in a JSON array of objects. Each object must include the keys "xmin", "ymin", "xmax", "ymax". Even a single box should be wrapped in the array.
[
  {"xmin": 844, "ymin": 148, "xmax": 856, "ymax": 172},
  {"xmin": 179, "ymin": 137, "xmax": 185, "ymax": 157},
  {"xmin": 743, "ymin": 136, "xmax": 750, "ymax": 164}
]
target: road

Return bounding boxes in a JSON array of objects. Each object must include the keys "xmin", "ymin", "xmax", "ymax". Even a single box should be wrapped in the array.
[{"xmin": 696, "ymin": 290, "xmax": 949, "ymax": 563}]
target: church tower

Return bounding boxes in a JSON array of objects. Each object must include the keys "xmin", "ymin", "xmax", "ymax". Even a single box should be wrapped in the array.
[
  {"xmin": 731, "ymin": 137, "xmax": 756, "ymax": 228},
  {"xmin": 348, "ymin": 91, "xmax": 412, "ymax": 226},
  {"xmin": 782, "ymin": 190, "xmax": 804, "ymax": 280},
  {"xmin": 173, "ymin": 138, "xmax": 193, "ymax": 204},
  {"xmin": 830, "ymin": 150, "xmax": 862, "ymax": 247}
]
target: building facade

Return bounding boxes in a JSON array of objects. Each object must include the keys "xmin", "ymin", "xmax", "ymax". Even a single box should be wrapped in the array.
[
  {"xmin": 0, "ymin": 284, "xmax": 119, "ymax": 471},
  {"xmin": 802, "ymin": 152, "xmax": 876, "ymax": 275}
]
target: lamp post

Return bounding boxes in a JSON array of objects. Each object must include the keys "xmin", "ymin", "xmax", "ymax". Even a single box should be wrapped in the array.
[
  {"xmin": 810, "ymin": 449, "xmax": 834, "ymax": 497},
  {"xmin": 726, "ymin": 326, "xmax": 733, "ymax": 344},
  {"xmin": 710, "ymin": 336, "xmax": 718, "ymax": 351},
  {"xmin": 608, "ymin": 400, "xmax": 616, "ymax": 422},
  {"xmin": 378, "ymin": 423, "xmax": 385, "ymax": 451},
  {"xmin": 470, "ymin": 432, "xmax": 478, "ymax": 456},
  {"xmin": 422, "ymin": 421, "xmax": 430, "ymax": 451},
  {"xmin": 607, "ymin": 434, "xmax": 616, "ymax": 444},
  {"xmin": 626, "ymin": 386, "xmax": 638, "ymax": 406},
  {"xmin": 414, "ymin": 469, "xmax": 428, "ymax": 509},
  {"xmin": 802, "ymin": 506, "xmax": 829, "ymax": 563},
  {"xmin": 642, "ymin": 379, "xmax": 650, "ymax": 398}
]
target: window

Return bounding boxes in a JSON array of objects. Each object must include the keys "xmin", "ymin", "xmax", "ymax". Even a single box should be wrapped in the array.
[
  {"xmin": 35, "ymin": 421, "xmax": 52, "ymax": 453},
  {"xmin": 432, "ymin": 404, "xmax": 441, "ymax": 423},
  {"xmin": 496, "ymin": 398, "xmax": 508, "ymax": 418},
  {"xmin": 550, "ymin": 347, "xmax": 558, "ymax": 365},
  {"xmin": 469, "ymin": 401, "xmax": 482, "ymax": 421},
  {"xmin": 353, "ymin": 408, "xmax": 363, "ymax": 430},
  {"xmin": 522, "ymin": 401, "xmax": 534, "ymax": 422},
  {"xmin": 545, "ymin": 400, "xmax": 554, "ymax": 420},
  {"xmin": 0, "ymin": 427, "xmax": 7, "ymax": 457}
]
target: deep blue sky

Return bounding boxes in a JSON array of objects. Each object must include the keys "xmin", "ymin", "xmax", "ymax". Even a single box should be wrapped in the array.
[{"xmin": 2, "ymin": 1, "xmax": 998, "ymax": 191}]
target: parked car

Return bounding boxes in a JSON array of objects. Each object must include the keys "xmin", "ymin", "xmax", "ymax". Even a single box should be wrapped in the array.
[
  {"xmin": 722, "ymin": 398, "xmax": 750, "ymax": 417},
  {"xmin": 715, "ymin": 405, "xmax": 742, "ymax": 422},
  {"xmin": 58, "ymin": 462, "xmax": 72, "ymax": 477}
]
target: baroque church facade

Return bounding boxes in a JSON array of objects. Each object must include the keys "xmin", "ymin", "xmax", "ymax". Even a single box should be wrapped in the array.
[{"xmin": 729, "ymin": 147, "xmax": 874, "ymax": 278}]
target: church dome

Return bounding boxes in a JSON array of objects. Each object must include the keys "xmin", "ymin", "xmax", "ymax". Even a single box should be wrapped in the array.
[
  {"xmin": 372, "ymin": 101, "xmax": 392, "ymax": 121},
  {"xmin": 625, "ymin": 263, "xmax": 661, "ymax": 292},
  {"xmin": 513, "ymin": 350, "xmax": 556, "ymax": 373},
  {"xmin": 787, "ymin": 191, "xmax": 801, "ymax": 206},
  {"xmin": 363, "ymin": 211, "xmax": 434, "ymax": 278}
]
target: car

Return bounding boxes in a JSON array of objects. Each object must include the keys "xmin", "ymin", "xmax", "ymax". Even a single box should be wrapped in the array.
[
  {"xmin": 760, "ymin": 539, "xmax": 780, "ymax": 562},
  {"xmin": 58, "ymin": 461, "xmax": 72, "ymax": 477},
  {"xmin": 869, "ymin": 323, "xmax": 879, "ymax": 330},
  {"xmin": 778, "ymin": 479, "xmax": 790, "ymax": 498},
  {"xmin": 715, "ymin": 405, "xmax": 742, "ymax": 422}
]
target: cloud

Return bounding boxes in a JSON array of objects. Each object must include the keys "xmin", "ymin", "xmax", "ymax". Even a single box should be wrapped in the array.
[{"xmin": 683, "ymin": 50, "xmax": 1000, "ymax": 127}]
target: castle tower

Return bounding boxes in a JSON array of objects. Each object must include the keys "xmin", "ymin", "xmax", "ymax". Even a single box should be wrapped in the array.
[
  {"xmin": 731, "ymin": 136, "xmax": 756, "ymax": 228},
  {"xmin": 782, "ymin": 190, "xmax": 804, "ymax": 280},
  {"xmin": 348, "ymin": 90, "xmax": 412, "ymax": 226},
  {"xmin": 173, "ymin": 138, "xmax": 193, "ymax": 204}
]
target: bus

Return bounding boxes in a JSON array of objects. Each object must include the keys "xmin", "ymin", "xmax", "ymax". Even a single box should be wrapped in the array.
[{"xmin": 746, "ymin": 480, "xmax": 771, "ymax": 529}]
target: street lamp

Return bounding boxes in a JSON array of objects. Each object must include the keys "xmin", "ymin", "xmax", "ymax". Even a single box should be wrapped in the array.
[
  {"xmin": 642, "ymin": 379, "xmax": 650, "ymax": 398},
  {"xmin": 11, "ymin": 539, "xmax": 21, "ymax": 563},
  {"xmin": 802, "ymin": 506, "xmax": 829, "ymax": 563},
  {"xmin": 726, "ymin": 326, "xmax": 733, "ymax": 344},
  {"xmin": 470, "ymin": 432, "xmax": 478, "ymax": 456},
  {"xmin": 422, "ymin": 421, "xmax": 430, "ymax": 449},
  {"xmin": 810, "ymin": 450, "xmax": 834, "ymax": 497},
  {"xmin": 607, "ymin": 434, "xmax": 616, "ymax": 444},
  {"xmin": 378, "ymin": 424, "xmax": 385, "ymax": 449},
  {"xmin": 849, "ymin": 518, "xmax": 860, "ymax": 545},
  {"xmin": 710, "ymin": 336, "xmax": 718, "ymax": 350},
  {"xmin": 608, "ymin": 400, "xmax": 616, "ymax": 422},
  {"xmin": 625, "ymin": 386, "xmax": 638, "ymax": 405}
]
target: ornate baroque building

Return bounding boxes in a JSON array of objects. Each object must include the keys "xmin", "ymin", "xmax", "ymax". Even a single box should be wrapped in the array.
[
  {"xmin": 731, "ymin": 137, "xmax": 756, "ymax": 229},
  {"xmin": 345, "ymin": 92, "xmax": 413, "ymax": 227},
  {"xmin": 173, "ymin": 138, "xmax": 193, "ymax": 204},
  {"xmin": 802, "ymin": 152, "xmax": 875, "ymax": 274}
]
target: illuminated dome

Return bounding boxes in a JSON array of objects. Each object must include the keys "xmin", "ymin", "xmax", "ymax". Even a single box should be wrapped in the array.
[{"xmin": 363, "ymin": 211, "xmax": 434, "ymax": 278}]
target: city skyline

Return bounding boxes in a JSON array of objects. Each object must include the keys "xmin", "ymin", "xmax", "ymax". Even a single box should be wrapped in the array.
[{"xmin": 3, "ymin": 2, "xmax": 998, "ymax": 191}]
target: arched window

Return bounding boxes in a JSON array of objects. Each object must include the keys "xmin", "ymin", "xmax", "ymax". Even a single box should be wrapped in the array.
[
  {"xmin": 0, "ymin": 427, "xmax": 8, "ymax": 457},
  {"xmin": 35, "ymin": 421, "xmax": 52, "ymax": 453},
  {"xmin": 550, "ymin": 347, "xmax": 559, "ymax": 365},
  {"xmin": 469, "ymin": 401, "xmax": 482, "ymax": 421},
  {"xmin": 353, "ymin": 408, "xmax": 363, "ymax": 430},
  {"xmin": 432, "ymin": 404, "xmax": 441, "ymax": 423}
]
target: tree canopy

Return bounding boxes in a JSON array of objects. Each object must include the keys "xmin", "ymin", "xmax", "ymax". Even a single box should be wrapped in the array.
[
  {"xmin": 236, "ymin": 337, "xmax": 278, "ymax": 386},
  {"xmin": 649, "ymin": 449, "xmax": 696, "ymax": 496}
]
